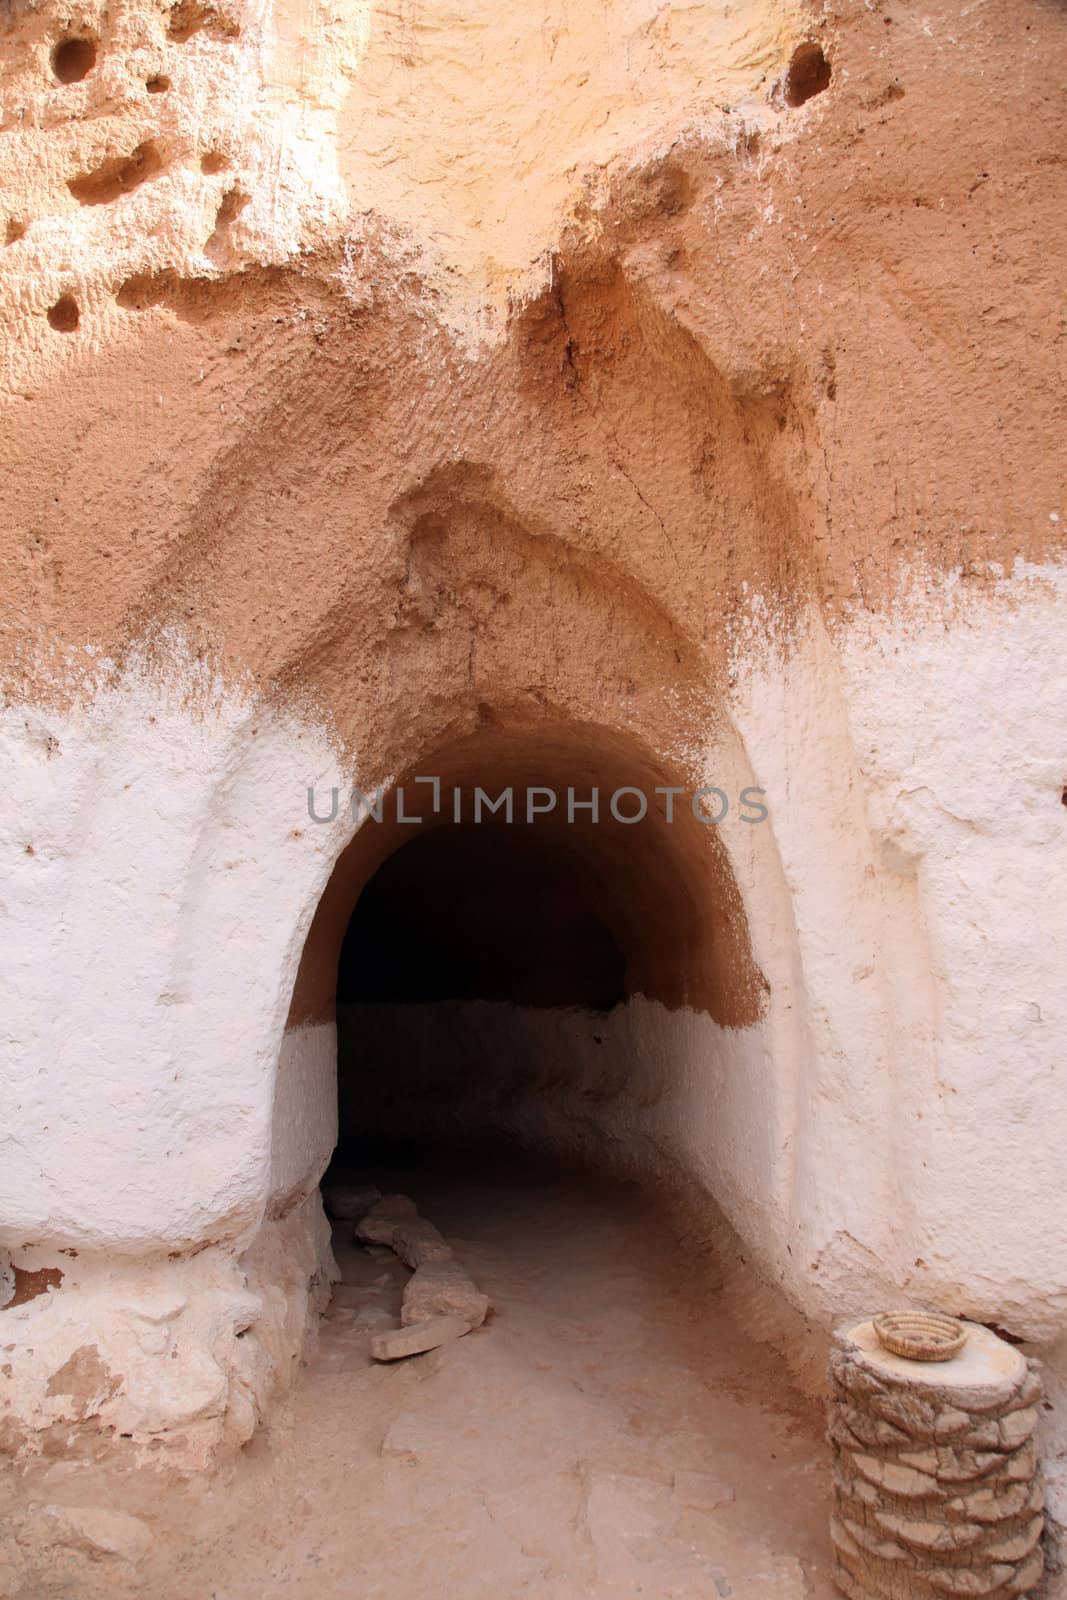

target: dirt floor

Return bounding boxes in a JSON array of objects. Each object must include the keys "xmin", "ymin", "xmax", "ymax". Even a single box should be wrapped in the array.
[{"xmin": 0, "ymin": 1157, "xmax": 836, "ymax": 1599}]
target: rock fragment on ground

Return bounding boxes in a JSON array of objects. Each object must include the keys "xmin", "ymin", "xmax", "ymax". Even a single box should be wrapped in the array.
[
  {"xmin": 356, "ymin": 1194, "xmax": 490, "ymax": 1356},
  {"xmin": 21, "ymin": 1504, "xmax": 152, "ymax": 1562},
  {"xmin": 356, "ymin": 1196, "xmax": 453, "ymax": 1267},
  {"xmin": 370, "ymin": 1313, "xmax": 474, "ymax": 1361},
  {"xmin": 401, "ymin": 1259, "xmax": 490, "ymax": 1329}
]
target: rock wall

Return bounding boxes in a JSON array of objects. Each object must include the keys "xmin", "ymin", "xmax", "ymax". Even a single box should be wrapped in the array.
[
  {"xmin": 0, "ymin": 1194, "xmax": 335, "ymax": 1468},
  {"xmin": 0, "ymin": 0, "xmax": 1065, "ymax": 1487}
]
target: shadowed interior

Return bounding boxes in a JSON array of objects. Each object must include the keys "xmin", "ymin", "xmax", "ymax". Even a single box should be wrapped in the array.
[
  {"xmin": 339, "ymin": 826, "xmax": 629, "ymax": 1011},
  {"xmin": 288, "ymin": 722, "xmax": 770, "ymax": 1182},
  {"xmin": 290, "ymin": 722, "xmax": 767, "ymax": 1030}
]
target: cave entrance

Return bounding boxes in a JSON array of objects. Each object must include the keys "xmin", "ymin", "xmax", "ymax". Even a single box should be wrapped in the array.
[
  {"xmin": 333, "ymin": 817, "xmax": 631, "ymax": 1166},
  {"xmin": 280, "ymin": 724, "xmax": 795, "ymax": 1563},
  {"xmin": 281, "ymin": 718, "xmax": 770, "ymax": 1355},
  {"xmin": 293, "ymin": 725, "xmax": 765, "ymax": 1188}
]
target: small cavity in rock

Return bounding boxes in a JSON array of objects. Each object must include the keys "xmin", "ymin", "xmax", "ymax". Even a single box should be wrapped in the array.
[
  {"xmin": 51, "ymin": 36, "xmax": 97, "ymax": 83},
  {"xmin": 784, "ymin": 42, "xmax": 831, "ymax": 108},
  {"xmin": 47, "ymin": 295, "xmax": 80, "ymax": 333}
]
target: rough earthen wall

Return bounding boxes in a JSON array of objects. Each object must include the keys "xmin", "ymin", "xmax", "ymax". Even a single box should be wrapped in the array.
[{"xmin": 0, "ymin": 0, "xmax": 1064, "ymax": 1506}]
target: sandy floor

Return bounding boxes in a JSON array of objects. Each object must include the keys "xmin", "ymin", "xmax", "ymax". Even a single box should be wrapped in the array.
[{"xmin": 1, "ymin": 1157, "xmax": 836, "ymax": 1599}]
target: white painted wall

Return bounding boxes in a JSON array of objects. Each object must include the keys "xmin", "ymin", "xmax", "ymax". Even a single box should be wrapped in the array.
[
  {"xmin": 270, "ymin": 1023, "xmax": 338, "ymax": 1216},
  {"xmin": 0, "ymin": 650, "xmax": 354, "ymax": 1254},
  {"xmin": 722, "ymin": 564, "xmax": 1067, "ymax": 1340},
  {"xmin": 835, "ymin": 564, "xmax": 1067, "ymax": 1338},
  {"xmin": 1, "ymin": 564, "xmax": 1065, "ymax": 1463}
]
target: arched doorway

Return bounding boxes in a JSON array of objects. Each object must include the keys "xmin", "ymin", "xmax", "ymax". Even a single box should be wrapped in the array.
[
  {"xmin": 256, "ymin": 723, "xmax": 834, "ymax": 1593},
  {"xmin": 285, "ymin": 720, "xmax": 767, "ymax": 1203}
]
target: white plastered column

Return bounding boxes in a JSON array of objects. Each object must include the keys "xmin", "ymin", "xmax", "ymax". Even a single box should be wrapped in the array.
[{"xmin": 0, "ymin": 649, "xmax": 357, "ymax": 1462}]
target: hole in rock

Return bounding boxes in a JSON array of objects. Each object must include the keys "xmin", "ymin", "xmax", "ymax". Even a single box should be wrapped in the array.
[
  {"xmin": 204, "ymin": 184, "xmax": 248, "ymax": 262},
  {"xmin": 784, "ymin": 41, "xmax": 831, "ymax": 107},
  {"xmin": 146, "ymin": 74, "xmax": 171, "ymax": 93},
  {"xmin": 47, "ymin": 294, "xmax": 79, "ymax": 332},
  {"xmin": 68, "ymin": 141, "xmax": 164, "ymax": 206},
  {"xmin": 51, "ymin": 36, "xmax": 97, "ymax": 83},
  {"xmin": 5, "ymin": 220, "xmax": 26, "ymax": 245}
]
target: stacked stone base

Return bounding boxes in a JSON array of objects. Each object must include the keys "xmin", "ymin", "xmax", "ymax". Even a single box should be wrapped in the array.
[{"xmin": 830, "ymin": 1322, "xmax": 1044, "ymax": 1600}]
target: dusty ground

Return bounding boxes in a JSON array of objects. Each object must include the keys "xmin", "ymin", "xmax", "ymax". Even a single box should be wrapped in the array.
[{"xmin": 1, "ymin": 1156, "xmax": 835, "ymax": 1599}]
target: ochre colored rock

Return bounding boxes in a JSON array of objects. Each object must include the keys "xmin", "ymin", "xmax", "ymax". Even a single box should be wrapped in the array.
[{"xmin": 370, "ymin": 1315, "xmax": 474, "ymax": 1362}]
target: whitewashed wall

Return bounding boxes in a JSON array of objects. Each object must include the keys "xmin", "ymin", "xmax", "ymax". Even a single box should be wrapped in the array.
[{"xmin": 1, "ymin": 565, "xmax": 1065, "ymax": 1467}]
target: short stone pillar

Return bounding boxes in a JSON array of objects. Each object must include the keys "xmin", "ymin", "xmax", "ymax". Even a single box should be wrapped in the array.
[{"xmin": 829, "ymin": 1319, "xmax": 1044, "ymax": 1600}]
